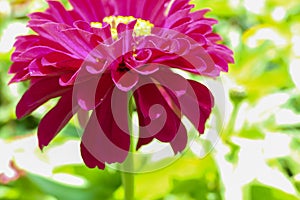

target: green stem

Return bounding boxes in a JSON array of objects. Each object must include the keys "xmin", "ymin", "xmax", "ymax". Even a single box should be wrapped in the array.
[
  {"xmin": 221, "ymin": 101, "xmax": 241, "ymax": 142},
  {"xmin": 122, "ymin": 93, "xmax": 135, "ymax": 200},
  {"xmin": 122, "ymin": 168, "xmax": 134, "ymax": 200}
]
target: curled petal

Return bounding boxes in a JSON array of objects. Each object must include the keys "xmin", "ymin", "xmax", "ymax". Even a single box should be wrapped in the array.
[{"xmin": 134, "ymin": 80, "xmax": 186, "ymax": 150}]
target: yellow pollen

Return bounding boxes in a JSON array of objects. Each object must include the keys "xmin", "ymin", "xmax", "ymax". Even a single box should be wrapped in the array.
[
  {"xmin": 91, "ymin": 16, "xmax": 154, "ymax": 39},
  {"xmin": 90, "ymin": 22, "xmax": 102, "ymax": 28}
]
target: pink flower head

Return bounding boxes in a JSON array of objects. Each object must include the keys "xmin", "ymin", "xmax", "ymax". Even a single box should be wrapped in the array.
[{"xmin": 9, "ymin": 0, "xmax": 234, "ymax": 169}]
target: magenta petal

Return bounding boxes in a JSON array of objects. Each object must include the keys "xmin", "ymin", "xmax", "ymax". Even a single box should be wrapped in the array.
[
  {"xmin": 80, "ymin": 143, "xmax": 105, "ymax": 169},
  {"xmin": 134, "ymin": 81, "xmax": 184, "ymax": 145},
  {"xmin": 9, "ymin": 62, "xmax": 28, "ymax": 74},
  {"xmin": 9, "ymin": 70, "xmax": 30, "ymax": 84},
  {"xmin": 136, "ymin": 137, "xmax": 154, "ymax": 150},
  {"xmin": 59, "ymin": 70, "xmax": 79, "ymax": 86},
  {"xmin": 13, "ymin": 46, "xmax": 56, "ymax": 62},
  {"xmin": 152, "ymin": 69, "xmax": 188, "ymax": 97},
  {"xmin": 179, "ymin": 80, "xmax": 214, "ymax": 134},
  {"xmin": 16, "ymin": 78, "xmax": 70, "ymax": 118},
  {"xmin": 132, "ymin": 63, "xmax": 159, "ymax": 75},
  {"xmin": 170, "ymin": 123, "xmax": 187, "ymax": 154},
  {"xmin": 68, "ymin": 0, "xmax": 112, "ymax": 22},
  {"xmin": 168, "ymin": 0, "xmax": 191, "ymax": 16},
  {"xmin": 38, "ymin": 91, "xmax": 76, "ymax": 149},
  {"xmin": 46, "ymin": 0, "xmax": 78, "ymax": 25},
  {"xmin": 112, "ymin": 70, "xmax": 139, "ymax": 92},
  {"xmin": 76, "ymin": 73, "xmax": 113, "ymax": 110},
  {"xmin": 77, "ymin": 108, "xmax": 89, "ymax": 128},
  {"xmin": 81, "ymin": 88, "xmax": 130, "ymax": 164}
]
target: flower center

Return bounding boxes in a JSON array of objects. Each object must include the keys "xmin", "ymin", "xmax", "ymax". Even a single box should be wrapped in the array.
[{"xmin": 91, "ymin": 16, "xmax": 154, "ymax": 39}]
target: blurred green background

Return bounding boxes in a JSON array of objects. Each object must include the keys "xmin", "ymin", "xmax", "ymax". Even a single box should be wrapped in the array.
[{"xmin": 0, "ymin": 0, "xmax": 300, "ymax": 199}]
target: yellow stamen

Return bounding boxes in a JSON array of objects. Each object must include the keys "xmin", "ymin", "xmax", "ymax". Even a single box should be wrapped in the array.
[
  {"xmin": 90, "ymin": 22, "xmax": 102, "ymax": 28},
  {"xmin": 91, "ymin": 16, "xmax": 154, "ymax": 40}
]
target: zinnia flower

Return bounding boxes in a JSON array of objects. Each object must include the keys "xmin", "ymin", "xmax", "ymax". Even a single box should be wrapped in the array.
[{"xmin": 9, "ymin": 0, "xmax": 234, "ymax": 169}]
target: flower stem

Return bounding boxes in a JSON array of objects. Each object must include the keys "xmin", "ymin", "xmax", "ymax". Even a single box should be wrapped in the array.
[
  {"xmin": 122, "ymin": 168, "xmax": 134, "ymax": 200},
  {"xmin": 122, "ymin": 93, "xmax": 135, "ymax": 200}
]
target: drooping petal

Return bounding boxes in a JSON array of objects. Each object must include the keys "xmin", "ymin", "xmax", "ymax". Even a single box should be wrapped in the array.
[
  {"xmin": 151, "ymin": 68, "xmax": 188, "ymax": 97},
  {"xmin": 170, "ymin": 122, "xmax": 187, "ymax": 153},
  {"xmin": 81, "ymin": 88, "xmax": 130, "ymax": 165},
  {"xmin": 134, "ymin": 79, "xmax": 186, "ymax": 150},
  {"xmin": 38, "ymin": 91, "xmax": 77, "ymax": 149},
  {"xmin": 16, "ymin": 78, "xmax": 71, "ymax": 119},
  {"xmin": 80, "ymin": 143, "xmax": 105, "ymax": 169},
  {"xmin": 179, "ymin": 80, "xmax": 214, "ymax": 134},
  {"xmin": 76, "ymin": 72, "xmax": 114, "ymax": 110}
]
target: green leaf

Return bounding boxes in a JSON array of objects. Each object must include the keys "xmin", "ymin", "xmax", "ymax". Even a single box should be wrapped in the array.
[
  {"xmin": 244, "ymin": 182, "xmax": 299, "ymax": 200},
  {"xmin": 238, "ymin": 125, "xmax": 265, "ymax": 140},
  {"xmin": 124, "ymin": 155, "xmax": 221, "ymax": 200},
  {"xmin": 27, "ymin": 166, "xmax": 122, "ymax": 200}
]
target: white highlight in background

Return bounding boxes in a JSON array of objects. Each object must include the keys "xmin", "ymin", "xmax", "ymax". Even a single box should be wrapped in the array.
[
  {"xmin": 0, "ymin": 22, "xmax": 28, "ymax": 53},
  {"xmin": 243, "ymin": 0, "xmax": 265, "ymax": 14},
  {"xmin": 289, "ymin": 58, "xmax": 300, "ymax": 90},
  {"xmin": 271, "ymin": 7, "xmax": 286, "ymax": 21},
  {"xmin": 246, "ymin": 28, "xmax": 287, "ymax": 48}
]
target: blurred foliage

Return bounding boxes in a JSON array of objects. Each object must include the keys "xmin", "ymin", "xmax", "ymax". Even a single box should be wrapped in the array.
[{"xmin": 1, "ymin": 0, "xmax": 300, "ymax": 199}]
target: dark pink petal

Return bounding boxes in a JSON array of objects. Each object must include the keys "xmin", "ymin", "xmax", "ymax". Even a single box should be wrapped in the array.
[
  {"xmin": 131, "ymin": 63, "xmax": 160, "ymax": 75},
  {"xmin": 12, "ymin": 35, "xmax": 68, "ymax": 59},
  {"xmin": 13, "ymin": 35, "xmax": 40, "ymax": 52},
  {"xmin": 41, "ymin": 55, "xmax": 82, "ymax": 70},
  {"xmin": 73, "ymin": 21, "xmax": 92, "ymax": 32},
  {"xmin": 152, "ymin": 68, "xmax": 188, "ymax": 97},
  {"xmin": 209, "ymin": 53, "xmax": 229, "ymax": 72},
  {"xmin": 69, "ymin": 0, "xmax": 112, "ymax": 22},
  {"xmin": 16, "ymin": 78, "xmax": 70, "ymax": 118},
  {"xmin": 189, "ymin": 9, "xmax": 211, "ymax": 20},
  {"xmin": 76, "ymin": 73, "xmax": 114, "ymax": 110},
  {"xmin": 28, "ymin": 59, "xmax": 62, "ymax": 76},
  {"xmin": 77, "ymin": 108, "xmax": 89, "ymax": 128},
  {"xmin": 117, "ymin": 20, "xmax": 136, "ymax": 34},
  {"xmin": 46, "ymin": 0, "xmax": 80, "ymax": 25},
  {"xmin": 9, "ymin": 62, "xmax": 28, "ymax": 74},
  {"xmin": 134, "ymin": 80, "xmax": 186, "ymax": 149},
  {"xmin": 29, "ymin": 13, "xmax": 53, "ymax": 23},
  {"xmin": 28, "ymin": 23, "xmax": 96, "ymax": 58},
  {"xmin": 168, "ymin": 0, "xmax": 191, "ymax": 16},
  {"xmin": 170, "ymin": 123, "xmax": 187, "ymax": 153},
  {"xmin": 38, "ymin": 91, "xmax": 77, "ymax": 149},
  {"xmin": 187, "ymin": 22, "xmax": 212, "ymax": 35},
  {"xmin": 112, "ymin": 69, "xmax": 139, "ymax": 92},
  {"xmin": 206, "ymin": 33, "xmax": 222, "ymax": 42},
  {"xmin": 80, "ymin": 143, "xmax": 105, "ymax": 169},
  {"xmin": 81, "ymin": 88, "xmax": 130, "ymax": 165},
  {"xmin": 125, "ymin": 50, "xmax": 159, "ymax": 75},
  {"xmin": 9, "ymin": 70, "xmax": 30, "ymax": 84},
  {"xmin": 113, "ymin": 0, "xmax": 170, "ymax": 26},
  {"xmin": 12, "ymin": 46, "xmax": 57, "ymax": 62},
  {"xmin": 136, "ymin": 137, "xmax": 154, "ymax": 150},
  {"xmin": 179, "ymin": 80, "xmax": 214, "ymax": 134},
  {"xmin": 59, "ymin": 70, "xmax": 79, "ymax": 86}
]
